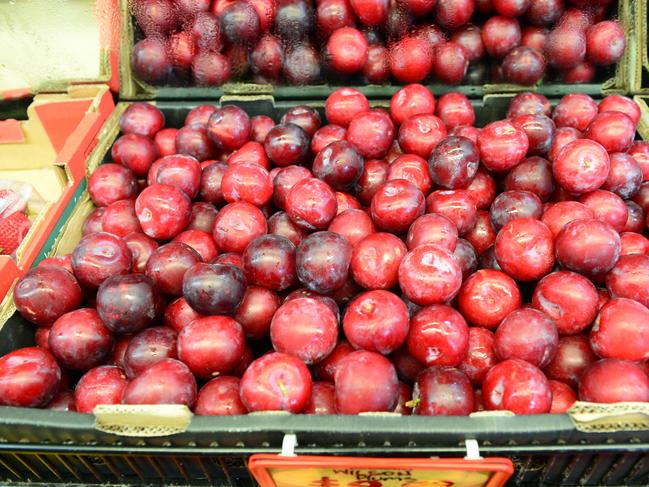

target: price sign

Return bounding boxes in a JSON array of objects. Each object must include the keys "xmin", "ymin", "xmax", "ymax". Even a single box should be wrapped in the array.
[{"xmin": 249, "ymin": 455, "xmax": 513, "ymax": 487}]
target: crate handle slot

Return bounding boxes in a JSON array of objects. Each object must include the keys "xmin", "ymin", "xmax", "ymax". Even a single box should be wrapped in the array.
[{"xmin": 93, "ymin": 404, "xmax": 193, "ymax": 437}]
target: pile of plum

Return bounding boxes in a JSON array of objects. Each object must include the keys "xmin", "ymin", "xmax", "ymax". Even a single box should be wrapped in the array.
[
  {"xmin": 1, "ymin": 86, "xmax": 648, "ymax": 416},
  {"xmin": 131, "ymin": 0, "xmax": 626, "ymax": 87}
]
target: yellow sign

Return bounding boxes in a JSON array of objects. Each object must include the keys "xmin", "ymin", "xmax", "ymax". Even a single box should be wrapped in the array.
[
  {"xmin": 269, "ymin": 466, "xmax": 492, "ymax": 487},
  {"xmin": 249, "ymin": 455, "xmax": 513, "ymax": 487}
]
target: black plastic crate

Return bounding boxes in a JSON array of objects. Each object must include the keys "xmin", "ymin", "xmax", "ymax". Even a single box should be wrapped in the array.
[
  {"xmin": 0, "ymin": 96, "xmax": 648, "ymax": 487},
  {"xmin": 118, "ymin": 0, "xmax": 637, "ymax": 100}
]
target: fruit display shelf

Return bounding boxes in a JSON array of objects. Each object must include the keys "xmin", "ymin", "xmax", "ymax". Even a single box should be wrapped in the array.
[
  {"xmin": 0, "ymin": 87, "xmax": 114, "ymax": 310},
  {"xmin": 0, "ymin": 94, "xmax": 648, "ymax": 487},
  {"xmin": 119, "ymin": 0, "xmax": 639, "ymax": 101}
]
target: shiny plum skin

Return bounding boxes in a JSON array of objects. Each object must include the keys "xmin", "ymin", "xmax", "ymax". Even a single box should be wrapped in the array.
[
  {"xmin": 464, "ymin": 210, "xmax": 497, "ymax": 255},
  {"xmin": 477, "ymin": 120, "xmax": 529, "ymax": 172},
  {"xmin": 579, "ymin": 189, "xmax": 628, "ymax": 233},
  {"xmin": 48, "ymin": 308, "xmax": 114, "ymax": 372},
  {"xmin": 428, "ymin": 136, "xmax": 479, "ymax": 190},
  {"xmin": 213, "ymin": 202, "xmax": 268, "ymax": 253},
  {"xmin": 347, "ymin": 110, "xmax": 395, "ymax": 159},
  {"xmin": 407, "ymin": 304, "xmax": 469, "ymax": 367},
  {"xmin": 286, "ymin": 178, "xmax": 338, "ymax": 230},
  {"xmin": 221, "ymin": 162, "xmax": 273, "ymax": 207},
  {"xmin": 182, "ymin": 263, "xmax": 247, "ymax": 315},
  {"xmin": 195, "ymin": 376, "xmax": 247, "ymax": 415},
  {"xmin": 296, "ymin": 231, "xmax": 352, "ymax": 294},
  {"xmin": 458, "ymin": 327, "xmax": 497, "ymax": 385},
  {"xmin": 173, "ymin": 230, "xmax": 218, "ymax": 262},
  {"xmin": 356, "ymin": 159, "xmax": 389, "ymax": 206},
  {"xmin": 371, "ymin": 180, "xmax": 426, "ymax": 234},
  {"xmin": 121, "ymin": 359, "xmax": 197, "ymax": 407},
  {"xmin": 399, "ymin": 244, "xmax": 463, "ymax": 306},
  {"xmin": 350, "ymin": 232, "xmax": 407, "ymax": 289},
  {"xmin": 239, "ymin": 352, "xmax": 312, "ymax": 413},
  {"xmin": 427, "ymin": 190, "xmax": 478, "ymax": 236},
  {"xmin": 234, "ymin": 286, "xmax": 281, "ymax": 340},
  {"xmin": 199, "ymin": 162, "xmax": 228, "ymax": 205},
  {"xmin": 532, "ymin": 271, "xmax": 599, "ymax": 335},
  {"xmin": 505, "ymin": 157, "xmax": 555, "ymax": 201},
  {"xmin": 120, "ymin": 103, "xmax": 165, "ymax": 138},
  {"xmin": 483, "ymin": 358, "xmax": 552, "ymax": 414},
  {"xmin": 490, "ymin": 190, "xmax": 543, "ymax": 231},
  {"xmin": 164, "ymin": 297, "xmax": 204, "ymax": 333},
  {"xmin": 413, "ymin": 367, "xmax": 474, "ymax": 416},
  {"xmin": 304, "ymin": 381, "xmax": 337, "ymax": 414},
  {"xmin": 271, "ymin": 298, "xmax": 338, "ymax": 364},
  {"xmin": 602, "ymin": 153, "xmax": 642, "ymax": 200},
  {"xmin": 495, "ymin": 218, "xmax": 554, "ymax": 281},
  {"xmin": 46, "ymin": 391, "xmax": 76, "ymax": 411},
  {"xmin": 145, "ymin": 243, "xmax": 202, "ymax": 296},
  {"xmin": 325, "ymin": 88, "xmax": 370, "ymax": 128},
  {"xmin": 281, "ymin": 106, "xmax": 321, "ymax": 137},
  {"xmin": 605, "ymin": 254, "xmax": 649, "ymax": 308},
  {"xmin": 273, "ymin": 166, "xmax": 312, "ymax": 209},
  {"xmin": 453, "ymin": 238, "xmax": 479, "ymax": 279},
  {"xmin": 135, "ymin": 184, "xmax": 191, "ymax": 240},
  {"xmin": 555, "ymin": 219, "xmax": 621, "ymax": 277},
  {"xmin": 328, "ymin": 209, "xmax": 376, "ymax": 247},
  {"xmin": 549, "ymin": 380, "xmax": 577, "ymax": 414},
  {"xmin": 457, "ymin": 269, "xmax": 521, "ymax": 329},
  {"xmin": 0, "ymin": 347, "xmax": 61, "ymax": 408},
  {"xmin": 590, "ymin": 298, "xmax": 649, "ymax": 361},
  {"xmin": 123, "ymin": 327, "xmax": 178, "ymax": 379},
  {"xmin": 398, "ymin": 114, "xmax": 447, "ymax": 159},
  {"xmin": 544, "ymin": 334, "xmax": 597, "ymax": 388},
  {"xmin": 14, "ymin": 266, "xmax": 83, "ymax": 326},
  {"xmin": 334, "ymin": 350, "xmax": 399, "ymax": 414},
  {"xmin": 343, "ymin": 290, "xmax": 409, "ymax": 355},
  {"xmin": 207, "ymin": 105, "xmax": 251, "ymax": 151},
  {"xmin": 125, "ymin": 232, "xmax": 159, "ymax": 273},
  {"xmin": 72, "ymin": 232, "xmax": 132, "ymax": 289},
  {"xmin": 494, "ymin": 307, "xmax": 559, "ymax": 368},
  {"xmin": 390, "ymin": 84, "xmax": 436, "ymax": 126},
  {"xmin": 315, "ymin": 340, "xmax": 354, "ymax": 382},
  {"xmin": 578, "ymin": 359, "xmax": 649, "ymax": 403},
  {"xmin": 541, "ymin": 201, "xmax": 595, "ymax": 237},
  {"xmin": 88, "ymin": 164, "xmax": 139, "ymax": 207},
  {"xmin": 553, "ymin": 139, "xmax": 610, "ymax": 194},
  {"xmin": 264, "ymin": 123, "xmax": 310, "ymax": 167},
  {"xmin": 243, "ymin": 235, "xmax": 297, "ymax": 291},
  {"xmin": 178, "ymin": 316, "xmax": 246, "ymax": 379},
  {"xmin": 97, "ymin": 274, "xmax": 163, "ymax": 334},
  {"xmin": 74, "ymin": 366, "xmax": 128, "ymax": 414},
  {"xmin": 388, "ymin": 154, "xmax": 433, "ymax": 194},
  {"xmin": 154, "ymin": 128, "xmax": 178, "ymax": 157},
  {"xmin": 313, "ymin": 141, "xmax": 364, "ymax": 191},
  {"xmin": 101, "ymin": 200, "xmax": 142, "ymax": 237},
  {"xmin": 147, "ymin": 154, "xmax": 202, "ymax": 199},
  {"xmin": 111, "ymin": 134, "xmax": 158, "ymax": 178},
  {"xmin": 406, "ymin": 213, "xmax": 458, "ymax": 252},
  {"xmin": 268, "ymin": 211, "xmax": 307, "ymax": 246}
]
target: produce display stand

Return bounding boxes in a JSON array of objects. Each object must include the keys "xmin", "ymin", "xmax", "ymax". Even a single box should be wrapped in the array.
[
  {"xmin": 1, "ymin": 95, "xmax": 649, "ymax": 486},
  {"xmin": 1, "ymin": 1, "xmax": 649, "ymax": 486},
  {"xmin": 118, "ymin": 0, "xmax": 640, "ymax": 100}
]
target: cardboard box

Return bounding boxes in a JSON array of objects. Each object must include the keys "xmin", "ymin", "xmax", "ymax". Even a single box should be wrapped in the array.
[{"xmin": 0, "ymin": 87, "xmax": 115, "ymax": 312}]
